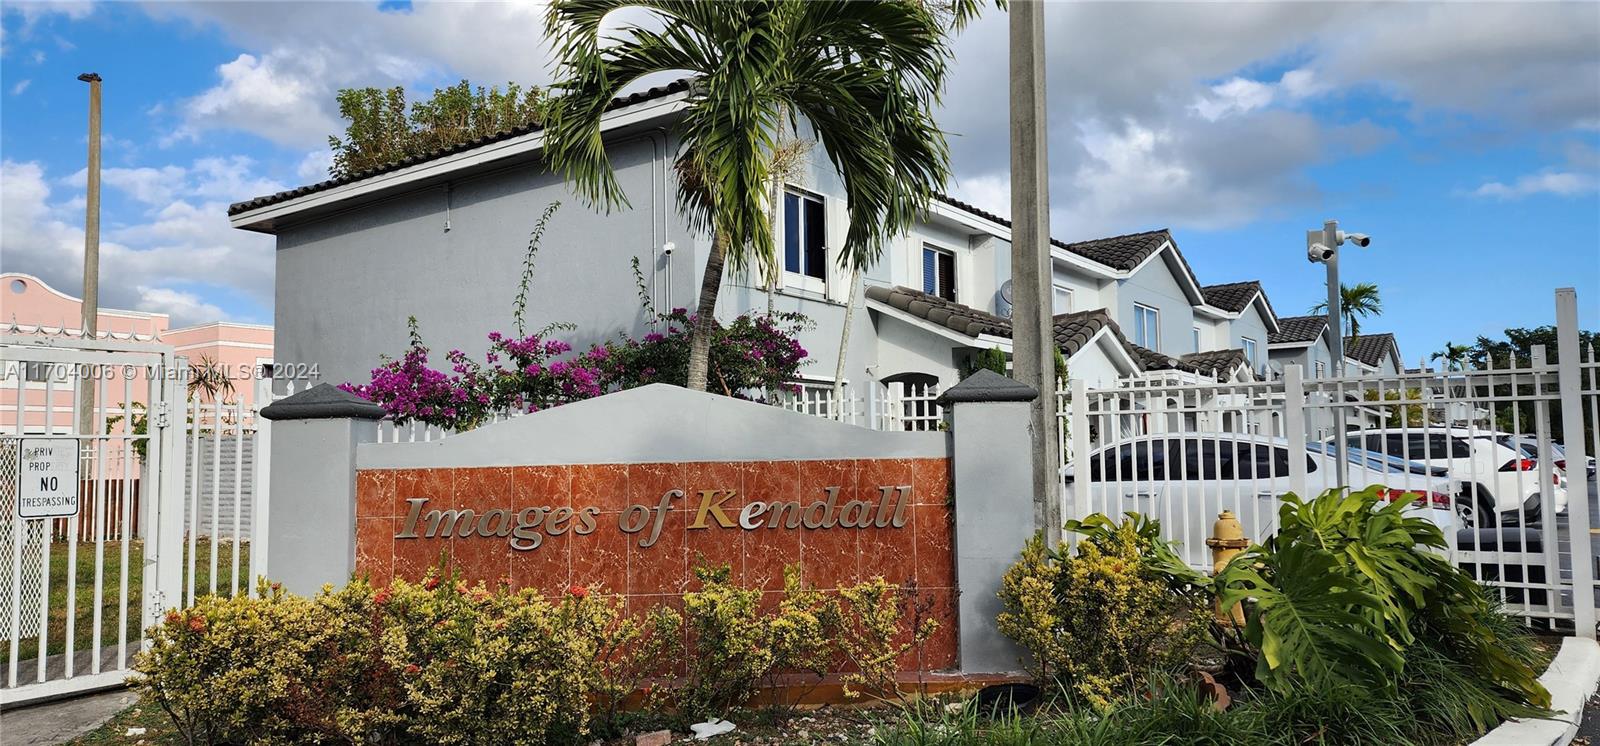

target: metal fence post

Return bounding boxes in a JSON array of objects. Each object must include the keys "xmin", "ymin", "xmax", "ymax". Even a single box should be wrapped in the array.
[
  {"xmin": 1555, "ymin": 288, "xmax": 1596, "ymax": 638},
  {"xmin": 151, "ymin": 356, "xmax": 187, "ymax": 624},
  {"xmin": 1284, "ymin": 364, "xmax": 1309, "ymax": 500},
  {"xmin": 1070, "ymin": 376, "xmax": 1090, "ymax": 525},
  {"xmin": 250, "ymin": 376, "xmax": 273, "ymax": 595}
]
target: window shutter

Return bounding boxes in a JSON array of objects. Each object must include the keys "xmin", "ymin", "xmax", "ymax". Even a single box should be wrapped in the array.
[
  {"xmin": 803, "ymin": 197, "xmax": 826, "ymax": 280},
  {"xmin": 783, "ymin": 193, "xmax": 801, "ymax": 274},
  {"xmin": 922, "ymin": 249, "xmax": 937, "ymax": 295},
  {"xmin": 937, "ymin": 251, "xmax": 955, "ymax": 300}
]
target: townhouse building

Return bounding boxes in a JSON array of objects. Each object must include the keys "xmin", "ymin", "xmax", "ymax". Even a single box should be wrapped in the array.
[{"xmin": 230, "ymin": 80, "xmax": 1331, "ymax": 411}]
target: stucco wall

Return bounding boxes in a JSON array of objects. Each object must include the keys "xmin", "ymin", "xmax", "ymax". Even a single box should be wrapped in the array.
[
  {"xmin": 1119, "ymin": 254, "xmax": 1195, "ymax": 355},
  {"xmin": 273, "ymin": 137, "xmax": 695, "ymax": 386},
  {"xmin": 1231, "ymin": 303, "xmax": 1272, "ymax": 374}
]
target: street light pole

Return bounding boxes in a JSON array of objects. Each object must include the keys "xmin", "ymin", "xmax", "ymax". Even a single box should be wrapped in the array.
[
  {"xmin": 1009, "ymin": 0, "xmax": 1061, "ymax": 544},
  {"xmin": 78, "ymin": 72, "xmax": 103, "ymax": 438}
]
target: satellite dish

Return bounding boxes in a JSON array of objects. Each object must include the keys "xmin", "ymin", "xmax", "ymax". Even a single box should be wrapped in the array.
[{"xmin": 1000, "ymin": 280, "xmax": 1014, "ymax": 304}]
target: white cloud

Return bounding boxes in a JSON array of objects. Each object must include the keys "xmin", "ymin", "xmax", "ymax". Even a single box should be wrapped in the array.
[
  {"xmin": 147, "ymin": 1, "xmax": 557, "ymax": 148},
  {"xmin": 134, "ymin": 286, "xmax": 226, "ymax": 322},
  {"xmin": 936, "ymin": 2, "xmax": 1597, "ymax": 236},
  {"xmin": 295, "ymin": 149, "xmax": 333, "ymax": 183},
  {"xmin": 173, "ymin": 51, "xmax": 341, "ymax": 147},
  {"xmin": 10, "ymin": 79, "xmax": 30, "ymax": 95},
  {"xmin": 100, "ymin": 165, "xmax": 188, "ymax": 205},
  {"xmin": 1191, "ymin": 77, "xmax": 1276, "ymax": 121},
  {"xmin": 1, "ymin": 159, "xmax": 275, "ymax": 326},
  {"xmin": 1472, "ymin": 171, "xmax": 1599, "ymax": 200}
]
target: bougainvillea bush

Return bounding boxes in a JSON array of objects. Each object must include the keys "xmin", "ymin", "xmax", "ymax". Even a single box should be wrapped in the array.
[
  {"xmin": 342, "ymin": 310, "xmax": 810, "ymax": 429},
  {"xmin": 585, "ymin": 308, "xmax": 809, "ymax": 397}
]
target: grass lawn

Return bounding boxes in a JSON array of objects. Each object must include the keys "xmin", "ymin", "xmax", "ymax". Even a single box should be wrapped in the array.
[{"xmin": 1, "ymin": 538, "xmax": 248, "ymax": 666}]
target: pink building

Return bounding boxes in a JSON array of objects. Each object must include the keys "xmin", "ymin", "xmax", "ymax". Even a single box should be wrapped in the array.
[{"xmin": 2, "ymin": 272, "xmax": 274, "ymax": 433}]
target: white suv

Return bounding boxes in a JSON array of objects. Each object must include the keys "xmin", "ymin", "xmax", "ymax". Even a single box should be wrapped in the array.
[{"xmin": 1336, "ymin": 428, "xmax": 1568, "ymax": 528}]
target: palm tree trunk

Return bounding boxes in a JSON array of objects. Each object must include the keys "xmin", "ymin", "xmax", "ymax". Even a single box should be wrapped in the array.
[
  {"xmin": 686, "ymin": 232, "xmax": 727, "ymax": 392},
  {"xmin": 832, "ymin": 265, "xmax": 862, "ymax": 421}
]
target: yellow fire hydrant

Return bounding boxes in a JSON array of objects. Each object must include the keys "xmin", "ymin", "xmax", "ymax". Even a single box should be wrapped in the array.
[{"xmin": 1206, "ymin": 511, "xmax": 1248, "ymax": 627}]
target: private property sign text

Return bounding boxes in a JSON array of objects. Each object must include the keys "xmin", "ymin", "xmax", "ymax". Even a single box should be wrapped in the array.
[
  {"xmin": 17, "ymin": 438, "xmax": 80, "ymax": 519},
  {"xmin": 396, "ymin": 484, "xmax": 913, "ymax": 551}
]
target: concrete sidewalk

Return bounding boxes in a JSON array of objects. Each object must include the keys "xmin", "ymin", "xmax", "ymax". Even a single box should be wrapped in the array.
[{"xmin": 1, "ymin": 689, "xmax": 134, "ymax": 745}]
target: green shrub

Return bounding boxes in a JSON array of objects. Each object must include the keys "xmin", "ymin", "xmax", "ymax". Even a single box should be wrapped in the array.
[
  {"xmin": 134, "ymin": 584, "xmax": 325, "ymax": 745},
  {"xmin": 137, "ymin": 564, "xmax": 942, "ymax": 743},
  {"xmin": 380, "ymin": 578, "xmax": 594, "ymax": 745},
  {"xmin": 1216, "ymin": 486, "xmax": 1551, "ymax": 712},
  {"xmin": 674, "ymin": 565, "xmax": 777, "ymax": 718},
  {"xmin": 671, "ymin": 564, "xmax": 934, "ymax": 717},
  {"xmin": 135, "ymin": 574, "xmax": 679, "ymax": 745},
  {"xmin": 996, "ymin": 519, "xmax": 1206, "ymax": 708},
  {"xmin": 836, "ymin": 577, "xmax": 939, "ymax": 702}
]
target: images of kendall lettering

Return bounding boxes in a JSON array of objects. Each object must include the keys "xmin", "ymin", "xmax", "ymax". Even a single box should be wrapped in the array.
[{"xmin": 395, "ymin": 483, "xmax": 913, "ymax": 551}]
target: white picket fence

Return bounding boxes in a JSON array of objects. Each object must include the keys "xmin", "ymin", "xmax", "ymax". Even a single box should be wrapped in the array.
[
  {"xmin": 1058, "ymin": 289, "xmax": 1597, "ymax": 633},
  {"xmin": 772, "ymin": 379, "xmax": 942, "ymax": 431}
]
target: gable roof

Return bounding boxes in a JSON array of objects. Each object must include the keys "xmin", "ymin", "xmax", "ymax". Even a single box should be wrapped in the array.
[
  {"xmin": 228, "ymin": 79, "xmax": 694, "ymax": 218},
  {"xmin": 1200, "ymin": 281, "xmax": 1260, "ymax": 313},
  {"xmin": 1270, "ymin": 314, "xmax": 1329, "ymax": 345},
  {"xmin": 1197, "ymin": 279, "xmax": 1280, "ymax": 330},
  {"xmin": 1344, "ymin": 332, "xmax": 1402, "ymax": 367},
  {"xmin": 931, "ymin": 193, "xmax": 1192, "ymax": 278},
  {"xmin": 1056, "ymin": 230, "xmax": 1175, "ymax": 272}
]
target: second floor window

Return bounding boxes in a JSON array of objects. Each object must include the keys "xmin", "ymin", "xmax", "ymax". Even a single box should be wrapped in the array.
[
  {"xmin": 1192, "ymin": 326, "xmax": 1201, "ymax": 351},
  {"xmin": 784, "ymin": 190, "xmax": 826, "ymax": 281},
  {"xmin": 1133, "ymin": 304, "xmax": 1160, "ymax": 350},
  {"xmin": 1315, "ymin": 360, "xmax": 1327, "ymax": 377},
  {"xmin": 1052, "ymin": 283, "xmax": 1073, "ymax": 314},
  {"xmin": 923, "ymin": 246, "xmax": 956, "ymax": 301},
  {"xmin": 1242, "ymin": 337, "xmax": 1258, "ymax": 367}
]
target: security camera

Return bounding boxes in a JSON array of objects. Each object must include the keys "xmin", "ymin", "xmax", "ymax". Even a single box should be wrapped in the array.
[
  {"xmin": 1339, "ymin": 232, "xmax": 1371, "ymax": 248},
  {"xmin": 661, "ymin": 241, "xmax": 676, "ymax": 256},
  {"xmin": 1307, "ymin": 243, "xmax": 1335, "ymax": 263}
]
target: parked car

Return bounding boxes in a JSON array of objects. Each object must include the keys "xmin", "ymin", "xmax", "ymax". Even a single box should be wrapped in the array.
[
  {"xmin": 1507, "ymin": 436, "xmax": 1596, "ymax": 478},
  {"xmin": 1332, "ymin": 428, "xmax": 1568, "ymax": 528},
  {"xmin": 1062, "ymin": 433, "xmax": 1456, "ymax": 553}
]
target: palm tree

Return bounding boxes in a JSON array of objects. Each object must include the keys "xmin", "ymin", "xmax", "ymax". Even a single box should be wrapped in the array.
[
  {"xmin": 1310, "ymin": 282, "xmax": 1383, "ymax": 338},
  {"xmin": 1431, "ymin": 342, "xmax": 1472, "ymax": 372},
  {"xmin": 188, "ymin": 354, "xmax": 237, "ymax": 403},
  {"xmin": 542, "ymin": 0, "xmax": 966, "ymax": 392}
]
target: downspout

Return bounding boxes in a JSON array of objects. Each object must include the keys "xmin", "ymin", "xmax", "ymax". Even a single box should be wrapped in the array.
[{"xmin": 610, "ymin": 130, "xmax": 671, "ymax": 315}]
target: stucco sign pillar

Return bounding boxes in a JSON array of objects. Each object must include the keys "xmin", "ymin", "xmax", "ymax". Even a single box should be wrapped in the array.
[
  {"xmin": 938, "ymin": 370, "xmax": 1036, "ymax": 675},
  {"xmin": 259, "ymin": 384, "xmax": 384, "ymax": 595}
]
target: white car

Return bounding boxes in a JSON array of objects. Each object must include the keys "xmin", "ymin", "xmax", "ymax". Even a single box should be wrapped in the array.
[
  {"xmin": 1062, "ymin": 433, "xmax": 1456, "ymax": 558},
  {"xmin": 1334, "ymin": 428, "xmax": 1568, "ymax": 528}
]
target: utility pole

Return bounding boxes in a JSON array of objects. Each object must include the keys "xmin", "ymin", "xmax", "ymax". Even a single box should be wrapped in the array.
[
  {"xmin": 1009, "ymin": 0, "xmax": 1060, "ymax": 543},
  {"xmin": 79, "ymin": 72, "xmax": 102, "ymax": 437}
]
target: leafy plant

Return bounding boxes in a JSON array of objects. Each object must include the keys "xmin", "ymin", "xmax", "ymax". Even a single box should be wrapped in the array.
[
  {"xmin": 997, "ymin": 519, "xmax": 1207, "ymax": 709},
  {"xmin": 511, "ymin": 200, "xmax": 565, "ymax": 337},
  {"xmin": 328, "ymin": 81, "xmax": 546, "ymax": 178},
  {"xmin": 1216, "ymin": 486, "xmax": 1551, "ymax": 709},
  {"xmin": 964, "ymin": 347, "xmax": 1008, "ymax": 378},
  {"xmin": 835, "ymin": 577, "xmax": 939, "ymax": 703}
]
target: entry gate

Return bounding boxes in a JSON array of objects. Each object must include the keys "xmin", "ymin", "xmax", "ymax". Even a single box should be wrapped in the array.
[{"xmin": 0, "ymin": 334, "xmax": 187, "ymax": 706}]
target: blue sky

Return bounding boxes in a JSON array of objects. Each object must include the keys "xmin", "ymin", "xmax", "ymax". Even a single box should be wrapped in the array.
[{"xmin": 1, "ymin": 1, "xmax": 1597, "ymax": 364}]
